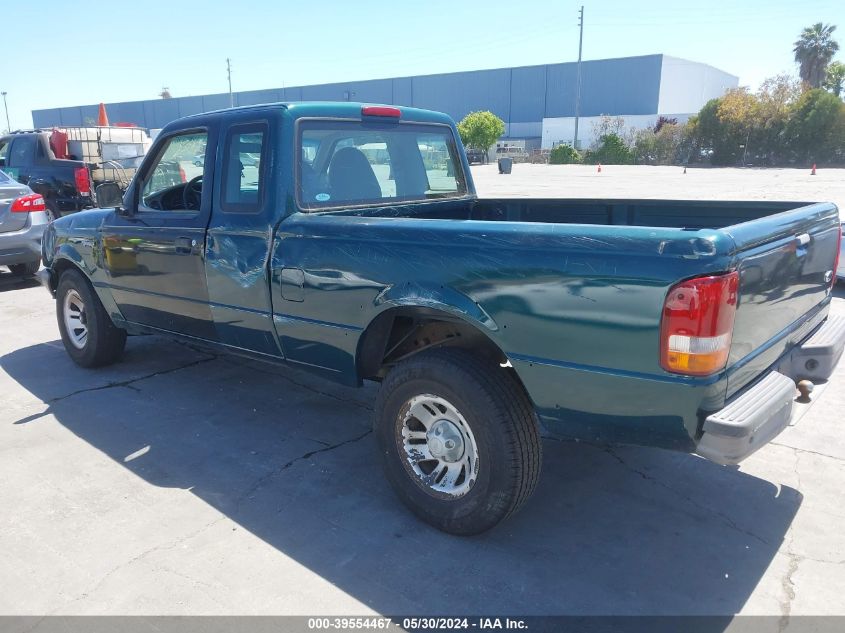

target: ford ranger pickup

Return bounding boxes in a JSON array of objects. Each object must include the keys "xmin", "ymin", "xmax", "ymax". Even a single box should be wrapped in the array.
[{"xmin": 37, "ymin": 102, "xmax": 844, "ymax": 534}]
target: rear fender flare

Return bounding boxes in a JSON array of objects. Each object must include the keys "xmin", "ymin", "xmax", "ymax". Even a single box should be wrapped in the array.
[{"xmin": 373, "ymin": 282, "xmax": 498, "ymax": 332}]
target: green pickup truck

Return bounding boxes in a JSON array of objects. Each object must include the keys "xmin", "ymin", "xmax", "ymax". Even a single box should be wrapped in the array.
[{"xmin": 38, "ymin": 102, "xmax": 844, "ymax": 534}]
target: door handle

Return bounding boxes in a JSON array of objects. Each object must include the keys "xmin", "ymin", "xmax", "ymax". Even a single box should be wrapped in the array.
[{"xmin": 175, "ymin": 237, "xmax": 196, "ymax": 255}]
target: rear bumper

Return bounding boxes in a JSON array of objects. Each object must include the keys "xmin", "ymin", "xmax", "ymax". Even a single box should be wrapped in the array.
[
  {"xmin": 0, "ymin": 214, "xmax": 48, "ymax": 266},
  {"xmin": 696, "ymin": 314, "xmax": 845, "ymax": 465}
]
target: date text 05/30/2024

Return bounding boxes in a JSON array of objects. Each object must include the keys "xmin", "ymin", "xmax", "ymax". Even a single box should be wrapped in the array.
[{"xmin": 307, "ymin": 618, "xmax": 528, "ymax": 630}]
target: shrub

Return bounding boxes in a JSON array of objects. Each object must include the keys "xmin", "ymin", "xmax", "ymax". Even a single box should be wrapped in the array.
[
  {"xmin": 587, "ymin": 133, "xmax": 634, "ymax": 165},
  {"xmin": 549, "ymin": 144, "xmax": 581, "ymax": 164},
  {"xmin": 783, "ymin": 88, "xmax": 845, "ymax": 163}
]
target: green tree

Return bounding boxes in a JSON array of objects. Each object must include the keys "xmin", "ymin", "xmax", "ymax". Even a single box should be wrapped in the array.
[
  {"xmin": 695, "ymin": 97, "xmax": 748, "ymax": 165},
  {"xmin": 717, "ymin": 87, "xmax": 760, "ymax": 150},
  {"xmin": 457, "ymin": 111, "xmax": 505, "ymax": 153},
  {"xmin": 633, "ymin": 122, "xmax": 694, "ymax": 165},
  {"xmin": 825, "ymin": 60, "xmax": 845, "ymax": 97},
  {"xmin": 783, "ymin": 88, "xmax": 845, "ymax": 162},
  {"xmin": 585, "ymin": 133, "xmax": 634, "ymax": 165},
  {"xmin": 549, "ymin": 144, "xmax": 581, "ymax": 164},
  {"xmin": 793, "ymin": 23, "xmax": 840, "ymax": 88},
  {"xmin": 754, "ymin": 75, "xmax": 801, "ymax": 162}
]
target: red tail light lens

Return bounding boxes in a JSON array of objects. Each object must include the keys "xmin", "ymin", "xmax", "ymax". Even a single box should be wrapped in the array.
[
  {"xmin": 10, "ymin": 193, "xmax": 47, "ymax": 213},
  {"xmin": 361, "ymin": 105, "xmax": 401, "ymax": 118},
  {"xmin": 660, "ymin": 271, "xmax": 739, "ymax": 376},
  {"xmin": 74, "ymin": 167, "xmax": 91, "ymax": 195}
]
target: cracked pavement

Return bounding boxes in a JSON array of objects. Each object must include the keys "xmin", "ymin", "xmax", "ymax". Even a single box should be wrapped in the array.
[{"xmin": 1, "ymin": 273, "xmax": 844, "ymax": 616}]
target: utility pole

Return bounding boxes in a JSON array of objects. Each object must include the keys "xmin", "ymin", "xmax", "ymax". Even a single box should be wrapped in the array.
[
  {"xmin": 573, "ymin": 5, "xmax": 584, "ymax": 150},
  {"xmin": 1, "ymin": 92, "xmax": 9, "ymax": 132},
  {"xmin": 227, "ymin": 58, "xmax": 234, "ymax": 108}
]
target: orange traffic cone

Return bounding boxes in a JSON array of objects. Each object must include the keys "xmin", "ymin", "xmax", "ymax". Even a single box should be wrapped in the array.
[
  {"xmin": 97, "ymin": 103, "xmax": 110, "ymax": 127},
  {"xmin": 597, "ymin": 163, "xmax": 602, "ymax": 173},
  {"xmin": 811, "ymin": 163, "xmax": 816, "ymax": 175}
]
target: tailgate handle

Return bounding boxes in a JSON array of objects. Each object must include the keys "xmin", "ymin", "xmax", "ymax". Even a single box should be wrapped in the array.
[{"xmin": 795, "ymin": 233, "xmax": 811, "ymax": 247}]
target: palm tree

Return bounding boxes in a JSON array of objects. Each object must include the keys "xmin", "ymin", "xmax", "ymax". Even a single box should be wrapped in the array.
[{"xmin": 793, "ymin": 23, "xmax": 840, "ymax": 88}]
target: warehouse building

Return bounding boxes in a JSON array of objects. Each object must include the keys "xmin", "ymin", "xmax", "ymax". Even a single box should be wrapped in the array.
[{"xmin": 31, "ymin": 54, "xmax": 737, "ymax": 151}]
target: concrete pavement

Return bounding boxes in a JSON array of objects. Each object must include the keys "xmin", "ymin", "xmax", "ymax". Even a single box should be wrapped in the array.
[{"xmin": 1, "ymin": 164, "xmax": 844, "ymax": 616}]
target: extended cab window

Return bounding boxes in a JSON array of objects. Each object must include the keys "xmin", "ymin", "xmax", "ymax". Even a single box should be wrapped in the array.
[
  {"xmin": 140, "ymin": 131, "xmax": 207, "ymax": 212},
  {"xmin": 221, "ymin": 123, "xmax": 266, "ymax": 212},
  {"xmin": 297, "ymin": 120, "xmax": 467, "ymax": 210}
]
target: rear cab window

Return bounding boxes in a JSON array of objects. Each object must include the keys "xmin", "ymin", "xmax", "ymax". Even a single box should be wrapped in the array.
[
  {"xmin": 297, "ymin": 119, "xmax": 468, "ymax": 211},
  {"xmin": 8, "ymin": 135, "xmax": 39, "ymax": 166},
  {"xmin": 220, "ymin": 123, "xmax": 267, "ymax": 213}
]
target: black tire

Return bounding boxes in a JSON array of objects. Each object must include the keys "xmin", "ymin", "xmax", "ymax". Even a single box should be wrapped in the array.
[
  {"xmin": 9, "ymin": 261, "xmax": 40, "ymax": 277},
  {"xmin": 374, "ymin": 348, "xmax": 542, "ymax": 535},
  {"xmin": 56, "ymin": 268, "xmax": 126, "ymax": 368},
  {"xmin": 45, "ymin": 200, "xmax": 59, "ymax": 222}
]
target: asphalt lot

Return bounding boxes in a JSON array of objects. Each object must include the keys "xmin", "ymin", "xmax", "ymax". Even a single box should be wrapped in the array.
[{"xmin": 1, "ymin": 166, "xmax": 844, "ymax": 616}]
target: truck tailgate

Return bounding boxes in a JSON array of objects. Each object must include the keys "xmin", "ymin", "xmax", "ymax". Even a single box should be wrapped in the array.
[{"xmin": 726, "ymin": 202, "xmax": 840, "ymax": 398}]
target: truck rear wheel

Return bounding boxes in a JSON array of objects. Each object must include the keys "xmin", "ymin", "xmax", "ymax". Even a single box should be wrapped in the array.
[
  {"xmin": 56, "ymin": 268, "xmax": 126, "ymax": 368},
  {"xmin": 374, "ymin": 348, "xmax": 541, "ymax": 535}
]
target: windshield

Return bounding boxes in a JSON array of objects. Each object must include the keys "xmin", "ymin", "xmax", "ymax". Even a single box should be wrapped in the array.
[{"xmin": 297, "ymin": 120, "xmax": 468, "ymax": 211}]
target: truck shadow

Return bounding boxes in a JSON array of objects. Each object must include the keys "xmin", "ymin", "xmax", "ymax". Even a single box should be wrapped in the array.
[
  {"xmin": 1, "ymin": 337, "xmax": 801, "ymax": 618},
  {"xmin": 0, "ymin": 270, "xmax": 39, "ymax": 293}
]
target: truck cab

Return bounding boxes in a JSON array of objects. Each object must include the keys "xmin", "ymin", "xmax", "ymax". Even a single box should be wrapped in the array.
[{"xmin": 0, "ymin": 131, "xmax": 92, "ymax": 219}]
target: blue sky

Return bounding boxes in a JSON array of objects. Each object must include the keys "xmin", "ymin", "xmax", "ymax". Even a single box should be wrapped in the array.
[{"xmin": 2, "ymin": 0, "xmax": 843, "ymax": 130}]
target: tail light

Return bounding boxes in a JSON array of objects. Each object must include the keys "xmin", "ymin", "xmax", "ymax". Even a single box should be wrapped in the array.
[
  {"xmin": 179, "ymin": 165, "xmax": 187, "ymax": 183},
  {"xmin": 74, "ymin": 167, "xmax": 91, "ymax": 195},
  {"xmin": 362, "ymin": 105, "xmax": 401, "ymax": 118},
  {"xmin": 10, "ymin": 193, "xmax": 47, "ymax": 213},
  {"xmin": 832, "ymin": 225, "xmax": 842, "ymax": 289},
  {"xmin": 660, "ymin": 271, "xmax": 739, "ymax": 376}
]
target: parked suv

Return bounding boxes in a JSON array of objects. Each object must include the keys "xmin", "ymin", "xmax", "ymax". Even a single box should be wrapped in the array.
[
  {"xmin": 465, "ymin": 147, "xmax": 487, "ymax": 165},
  {"xmin": 0, "ymin": 131, "xmax": 93, "ymax": 220},
  {"xmin": 0, "ymin": 169, "xmax": 47, "ymax": 276}
]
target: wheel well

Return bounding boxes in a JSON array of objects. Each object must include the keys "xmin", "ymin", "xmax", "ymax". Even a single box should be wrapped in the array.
[
  {"xmin": 49, "ymin": 259, "xmax": 84, "ymax": 292},
  {"xmin": 357, "ymin": 308, "xmax": 509, "ymax": 382}
]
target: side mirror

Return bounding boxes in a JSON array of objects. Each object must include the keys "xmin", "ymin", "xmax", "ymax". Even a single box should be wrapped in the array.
[{"xmin": 95, "ymin": 182, "xmax": 124, "ymax": 209}]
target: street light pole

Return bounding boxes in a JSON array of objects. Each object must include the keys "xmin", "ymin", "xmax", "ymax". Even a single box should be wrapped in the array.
[
  {"xmin": 1, "ymin": 92, "xmax": 10, "ymax": 132},
  {"xmin": 573, "ymin": 5, "xmax": 584, "ymax": 150},
  {"xmin": 227, "ymin": 58, "xmax": 233, "ymax": 108}
]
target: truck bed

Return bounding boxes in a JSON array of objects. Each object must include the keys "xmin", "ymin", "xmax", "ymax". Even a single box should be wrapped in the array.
[
  {"xmin": 377, "ymin": 197, "xmax": 815, "ymax": 230},
  {"xmin": 282, "ymin": 196, "xmax": 839, "ymax": 447}
]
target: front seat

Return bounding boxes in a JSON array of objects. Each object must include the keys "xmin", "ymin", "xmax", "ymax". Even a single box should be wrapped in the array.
[{"xmin": 328, "ymin": 147, "xmax": 381, "ymax": 202}]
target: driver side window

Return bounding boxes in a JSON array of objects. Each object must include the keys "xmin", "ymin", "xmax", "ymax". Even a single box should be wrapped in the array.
[{"xmin": 140, "ymin": 131, "xmax": 207, "ymax": 212}]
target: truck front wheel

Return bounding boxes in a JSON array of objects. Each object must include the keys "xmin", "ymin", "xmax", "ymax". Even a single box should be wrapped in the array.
[
  {"xmin": 374, "ymin": 348, "xmax": 542, "ymax": 535},
  {"xmin": 56, "ymin": 269, "xmax": 126, "ymax": 367}
]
